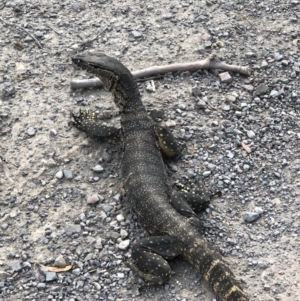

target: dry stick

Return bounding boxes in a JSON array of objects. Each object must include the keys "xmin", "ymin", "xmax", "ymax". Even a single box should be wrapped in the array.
[
  {"xmin": 46, "ymin": 22, "xmax": 66, "ymax": 37},
  {"xmin": 70, "ymin": 54, "xmax": 251, "ymax": 89},
  {"xmin": 0, "ymin": 17, "xmax": 43, "ymax": 48},
  {"xmin": 2, "ymin": 163, "xmax": 14, "ymax": 184}
]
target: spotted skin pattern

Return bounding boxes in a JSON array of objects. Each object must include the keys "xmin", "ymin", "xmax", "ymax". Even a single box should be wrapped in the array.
[{"xmin": 71, "ymin": 53, "xmax": 249, "ymax": 301}]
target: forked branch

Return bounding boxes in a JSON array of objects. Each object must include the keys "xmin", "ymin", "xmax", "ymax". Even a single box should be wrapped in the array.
[{"xmin": 70, "ymin": 54, "xmax": 251, "ymax": 89}]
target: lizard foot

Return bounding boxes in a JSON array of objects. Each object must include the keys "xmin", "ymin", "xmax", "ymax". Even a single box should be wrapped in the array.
[{"xmin": 125, "ymin": 260, "xmax": 171, "ymax": 287}]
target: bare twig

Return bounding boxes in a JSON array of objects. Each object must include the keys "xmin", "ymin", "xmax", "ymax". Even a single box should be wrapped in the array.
[
  {"xmin": 0, "ymin": 17, "xmax": 43, "ymax": 48},
  {"xmin": 70, "ymin": 54, "xmax": 251, "ymax": 89},
  {"xmin": 46, "ymin": 22, "xmax": 66, "ymax": 37},
  {"xmin": 2, "ymin": 162, "xmax": 14, "ymax": 184},
  {"xmin": 206, "ymin": 102, "xmax": 223, "ymax": 114}
]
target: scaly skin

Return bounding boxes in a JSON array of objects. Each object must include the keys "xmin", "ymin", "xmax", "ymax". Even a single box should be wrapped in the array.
[{"xmin": 71, "ymin": 53, "xmax": 249, "ymax": 301}]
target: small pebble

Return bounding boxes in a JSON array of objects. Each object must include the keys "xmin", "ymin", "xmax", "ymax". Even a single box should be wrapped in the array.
[
  {"xmin": 274, "ymin": 52, "xmax": 283, "ymax": 61},
  {"xmin": 37, "ymin": 283, "xmax": 46, "ymax": 289},
  {"xmin": 242, "ymin": 84, "xmax": 254, "ymax": 92},
  {"xmin": 71, "ymin": 3, "xmax": 85, "ymax": 12},
  {"xmin": 225, "ymin": 94, "xmax": 236, "ymax": 102},
  {"xmin": 50, "ymin": 129, "xmax": 57, "ymax": 136},
  {"xmin": 192, "ymin": 87, "xmax": 202, "ymax": 97},
  {"xmin": 203, "ymin": 171, "xmax": 211, "ymax": 177},
  {"xmin": 11, "ymin": 262, "xmax": 22, "ymax": 272},
  {"xmin": 86, "ymin": 194, "xmax": 100, "ymax": 204},
  {"xmin": 53, "ymin": 254, "xmax": 67, "ymax": 268},
  {"xmin": 196, "ymin": 98, "xmax": 207, "ymax": 109},
  {"xmin": 244, "ymin": 212, "xmax": 259, "ymax": 223},
  {"xmin": 131, "ymin": 30, "xmax": 142, "ymax": 38},
  {"xmin": 222, "ymin": 105, "xmax": 231, "ymax": 111},
  {"xmin": 101, "ymin": 205, "xmax": 113, "ymax": 213},
  {"xmin": 63, "ymin": 169, "xmax": 73, "ymax": 179},
  {"xmin": 35, "ymin": 31, "xmax": 44, "ymax": 38},
  {"xmin": 27, "ymin": 127, "xmax": 36, "ymax": 136},
  {"xmin": 145, "ymin": 81, "xmax": 155, "ymax": 92},
  {"xmin": 207, "ymin": 163, "xmax": 216, "ymax": 171},
  {"xmin": 255, "ymin": 84, "xmax": 269, "ymax": 95},
  {"xmin": 1, "ymin": 223, "xmax": 8, "ymax": 230},
  {"xmin": 102, "ymin": 150, "xmax": 112, "ymax": 163},
  {"xmin": 247, "ymin": 130, "xmax": 255, "ymax": 138},
  {"xmin": 269, "ymin": 90, "xmax": 279, "ymax": 97},
  {"xmin": 243, "ymin": 164, "xmax": 250, "ymax": 171},
  {"xmin": 118, "ymin": 239, "xmax": 130, "ymax": 250},
  {"xmin": 253, "ymin": 207, "xmax": 264, "ymax": 214},
  {"xmin": 46, "ymin": 272, "xmax": 57, "ymax": 282},
  {"xmin": 204, "ymin": 40, "xmax": 212, "ymax": 48},
  {"xmin": 92, "ymin": 165, "xmax": 104, "ymax": 173},
  {"xmin": 117, "ymin": 272, "xmax": 125, "ymax": 279},
  {"xmin": 120, "ymin": 229, "xmax": 128, "ymax": 238},
  {"xmin": 113, "ymin": 193, "xmax": 121, "ymax": 201},
  {"xmin": 55, "ymin": 170, "xmax": 63, "ymax": 179},
  {"xmin": 116, "ymin": 214, "xmax": 125, "ymax": 222},
  {"xmin": 219, "ymin": 72, "xmax": 232, "ymax": 83},
  {"xmin": 66, "ymin": 224, "xmax": 81, "ymax": 234}
]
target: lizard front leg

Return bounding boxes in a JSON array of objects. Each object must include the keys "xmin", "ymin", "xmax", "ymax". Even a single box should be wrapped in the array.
[{"xmin": 72, "ymin": 109, "xmax": 120, "ymax": 139}]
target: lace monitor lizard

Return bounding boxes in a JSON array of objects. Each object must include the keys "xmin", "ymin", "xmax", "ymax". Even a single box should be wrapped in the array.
[{"xmin": 71, "ymin": 53, "xmax": 248, "ymax": 301}]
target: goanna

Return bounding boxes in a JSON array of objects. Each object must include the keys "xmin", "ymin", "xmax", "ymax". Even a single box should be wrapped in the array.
[{"xmin": 71, "ymin": 53, "xmax": 248, "ymax": 301}]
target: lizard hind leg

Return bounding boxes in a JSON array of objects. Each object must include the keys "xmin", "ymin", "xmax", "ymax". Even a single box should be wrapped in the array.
[
  {"xmin": 72, "ymin": 109, "xmax": 120, "ymax": 139},
  {"xmin": 169, "ymin": 191, "xmax": 207, "ymax": 229},
  {"xmin": 126, "ymin": 235, "xmax": 181, "ymax": 287},
  {"xmin": 176, "ymin": 175, "xmax": 221, "ymax": 200},
  {"xmin": 170, "ymin": 177, "xmax": 212, "ymax": 229},
  {"xmin": 173, "ymin": 176, "xmax": 211, "ymax": 214}
]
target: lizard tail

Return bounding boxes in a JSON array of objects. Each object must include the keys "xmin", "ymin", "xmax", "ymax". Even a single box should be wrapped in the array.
[{"xmin": 183, "ymin": 237, "xmax": 248, "ymax": 301}]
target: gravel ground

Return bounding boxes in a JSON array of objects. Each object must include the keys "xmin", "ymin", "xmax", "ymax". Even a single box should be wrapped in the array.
[{"xmin": 1, "ymin": 1, "xmax": 300, "ymax": 301}]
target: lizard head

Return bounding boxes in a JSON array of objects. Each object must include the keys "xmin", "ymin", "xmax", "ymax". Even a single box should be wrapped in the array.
[
  {"xmin": 72, "ymin": 52, "xmax": 131, "ymax": 80},
  {"xmin": 72, "ymin": 53, "xmax": 136, "ymax": 109}
]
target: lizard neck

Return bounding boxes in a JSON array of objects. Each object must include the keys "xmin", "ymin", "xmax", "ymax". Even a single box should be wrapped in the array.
[
  {"xmin": 111, "ymin": 74, "xmax": 152, "ymax": 135},
  {"xmin": 110, "ymin": 72, "xmax": 144, "ymax": 112}
]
